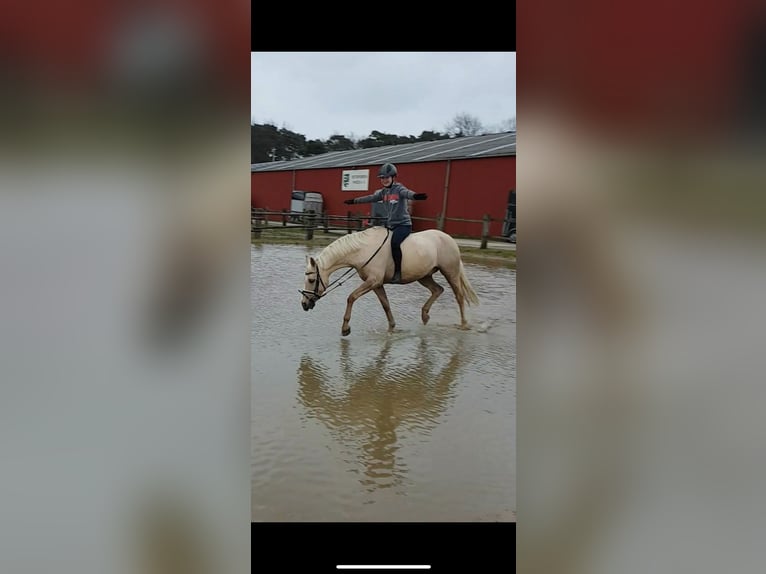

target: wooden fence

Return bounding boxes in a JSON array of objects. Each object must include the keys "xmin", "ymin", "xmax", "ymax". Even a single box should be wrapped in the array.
[{"xmin": 251, "ymin": 208, "xmax": 514, "ymax": 249}]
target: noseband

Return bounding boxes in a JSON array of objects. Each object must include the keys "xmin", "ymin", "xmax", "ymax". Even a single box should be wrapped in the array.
[{"xmin": 299, "ymin": 268, "xmax": 326, "ymax": 302}]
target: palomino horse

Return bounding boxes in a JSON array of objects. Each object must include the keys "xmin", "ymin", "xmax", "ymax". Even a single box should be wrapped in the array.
[{"xmin": 300, "ymin": 226, "xmax": 480, "ymax": 336}]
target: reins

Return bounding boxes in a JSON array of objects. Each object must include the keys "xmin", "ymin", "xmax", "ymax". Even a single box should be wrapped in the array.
[{"xmin": 299, "ymin": 228, "xmax": 390, "ymax": 301}]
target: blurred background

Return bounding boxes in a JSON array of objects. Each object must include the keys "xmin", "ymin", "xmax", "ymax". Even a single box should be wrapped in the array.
[
  {"xmin": 0, "ymin": 1, "xmax": 250, "ymax": 573},
  {"xmin": 517, "ymin": 1, "xmax": 766, "ymax": 573},
  {"xmin": 4, "ymin": 0, "xmax": 766, "ymax": 571}
]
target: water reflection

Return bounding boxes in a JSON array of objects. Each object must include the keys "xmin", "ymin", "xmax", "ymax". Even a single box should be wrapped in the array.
[{"xmin": 297, "ymin": 335, "xmax": 463, "ymax": 492}]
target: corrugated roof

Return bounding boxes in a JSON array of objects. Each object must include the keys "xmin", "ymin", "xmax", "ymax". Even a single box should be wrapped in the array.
[{"xmin": 251, "ymin": 131, "xmax": 516, "ymax": 172}]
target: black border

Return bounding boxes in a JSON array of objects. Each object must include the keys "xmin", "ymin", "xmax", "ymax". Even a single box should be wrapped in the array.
[
  {"xmin": 251, "ymin": 10, "xmax": 515, "ymax": 54},
  {"xmin": 252, "ymin": 522, "xmax": 515, "ymax": 572}
]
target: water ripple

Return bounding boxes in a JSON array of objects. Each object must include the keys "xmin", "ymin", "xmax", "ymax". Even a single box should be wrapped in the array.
[{"xmin": 252, "ymin": 243, "xmax": 515, "ymax": 521}]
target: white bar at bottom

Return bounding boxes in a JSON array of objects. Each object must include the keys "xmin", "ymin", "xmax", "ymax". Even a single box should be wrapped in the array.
[{"xmin": 336, "ymin": 566, "xmax": 431, "ymax": 570}]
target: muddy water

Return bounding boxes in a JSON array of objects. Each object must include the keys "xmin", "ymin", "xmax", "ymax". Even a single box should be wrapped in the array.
[{"xmin": 251, "ymin": 243, "xmax": 515, "ymax": 521}]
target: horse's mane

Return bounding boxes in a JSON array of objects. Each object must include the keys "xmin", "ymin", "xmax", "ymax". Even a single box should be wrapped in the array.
[{"xmin": 317, "ymin": 227, "xmax": 382, "ymax": 267}]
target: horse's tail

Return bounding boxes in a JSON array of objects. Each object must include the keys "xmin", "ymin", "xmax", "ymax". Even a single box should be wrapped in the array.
[{"xmin": 458, "ymin": 261, "xmax": 480, "ymax": 306}]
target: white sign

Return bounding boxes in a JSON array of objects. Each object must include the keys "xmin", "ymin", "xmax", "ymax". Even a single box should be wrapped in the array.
[{"xmin": 341, "ymin": 169, "xmax": 369, "ymax": 191}]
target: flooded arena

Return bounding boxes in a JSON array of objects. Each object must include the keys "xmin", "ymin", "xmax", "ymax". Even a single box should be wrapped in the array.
[{"xmin": 251, "ymin": 242, "xmax": 515, "ymax": 522}]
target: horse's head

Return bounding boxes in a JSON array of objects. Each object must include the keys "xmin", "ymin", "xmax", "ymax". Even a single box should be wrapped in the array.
[{"xmin": 300, "ymin": 256, "xmax": 325, "ymax": 311}]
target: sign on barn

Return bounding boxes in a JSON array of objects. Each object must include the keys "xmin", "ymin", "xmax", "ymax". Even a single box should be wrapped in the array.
[{"xmin": 341, "ymin": 169, "xmax": 369, "ymax": 191}]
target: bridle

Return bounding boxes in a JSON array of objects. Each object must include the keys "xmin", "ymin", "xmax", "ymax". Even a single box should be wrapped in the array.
[
  {"xmin": 299, "ymin": 228, "xmax": 390, "ymax": 303},
  {"xmin": 299, "ymin": 267, "xmax": 327, "ymax": 303}
]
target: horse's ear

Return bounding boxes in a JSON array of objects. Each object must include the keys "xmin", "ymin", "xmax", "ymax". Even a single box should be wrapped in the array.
[{"xmin": 309, "ymin": 256, "xmax": 317, "ymax": 268}]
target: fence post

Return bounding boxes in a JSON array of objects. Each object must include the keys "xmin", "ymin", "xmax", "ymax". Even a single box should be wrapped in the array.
[
  {"xmin": 437, "ymin": 212, "xmax": 445, "ymax": 231},
  {"xmin": 281, "ymin": 209, "xmax": 288, "ymax": 226},
  {"xmin": 480, "ymin": 214, "xmax": 490, "ymax": 249},
  {"xmin": 305, "ymin": 210, "xmax": 315, "ymax": 240},
  {"xmin": 347, "ymin": 211, "xmax": 353, "ymax": 234},
  {"xmin": 252, "ymin": 210, "xmax": 263, "ymax": 238},
  {"xmin": 323, "ymin": 212, "xmax": 329, "ymax": 233}
]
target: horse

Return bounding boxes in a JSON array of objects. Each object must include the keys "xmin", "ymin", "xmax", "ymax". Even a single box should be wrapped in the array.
[{"xmin": 300, "ymin": 226, "xmax": 480, "ymax": 336}]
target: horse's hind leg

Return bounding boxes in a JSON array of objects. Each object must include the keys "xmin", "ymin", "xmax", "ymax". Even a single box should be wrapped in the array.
[
  {"xmin": 442, "ymin": 270, "xmax": 469, "ymax": 329},
  {"xmin": 373, "ymin": 286, "xmax": 396, "ymax": 332},
  {"xmin": 418, "ymin": 274, "xmax": 444, "ymax": 325}
]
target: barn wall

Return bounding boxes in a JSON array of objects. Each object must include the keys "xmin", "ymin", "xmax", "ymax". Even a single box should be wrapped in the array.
[
  {"xmin": 444, "ymin": 156, "xmax": 516, "ymax": 237},
  {"xmin": 250, "ymin": 171, "xmax": 293, "ymax": 211},
  {"xmin": 252, "ymin": 155, "xmax": 516, "ymax": 239}
]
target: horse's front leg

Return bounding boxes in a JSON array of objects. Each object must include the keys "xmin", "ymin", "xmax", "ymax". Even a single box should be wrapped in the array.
[
  {"xmin": 341, "ymin": 280, "xmax": 375, "ymax": 336},
  {"xmin": 373, "ymin": 286, "xmax": 395, "ymax": 332}
]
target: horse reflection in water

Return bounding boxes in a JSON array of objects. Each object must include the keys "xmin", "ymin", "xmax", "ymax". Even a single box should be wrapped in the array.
[{"xmin": 296, "ymin": 335, "xmax": 463, "ymax": 492}]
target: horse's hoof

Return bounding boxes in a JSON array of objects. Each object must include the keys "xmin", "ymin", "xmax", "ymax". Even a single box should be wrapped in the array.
[
  {"xmin": 458, "ymin": 323, "xmax": 471, "ymax": 331},
  {"xmin": 422, "ymin": 313, "xmax": 430, "ymax": 325},
  {"xmin": 342, "ymin": 327, "xmax": 351, "ymax": 336}
]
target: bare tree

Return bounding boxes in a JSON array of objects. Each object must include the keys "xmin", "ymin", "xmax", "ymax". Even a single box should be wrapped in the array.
[
  {"xmin": 446, "ymin": 112, "xmax": 484, "ymax": 137},
  {"xmin": 501, "ymin": 117, "xmax": 516, "ymax": 132},
  {"xmin": 485, "ymin": 117, "xmax": 517, "ymax": 134}
]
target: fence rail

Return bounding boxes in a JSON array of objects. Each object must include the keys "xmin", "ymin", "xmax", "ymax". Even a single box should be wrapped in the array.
[{"xmin": 251, "ymin": 208, "xmax": 515, "ymax": 248}]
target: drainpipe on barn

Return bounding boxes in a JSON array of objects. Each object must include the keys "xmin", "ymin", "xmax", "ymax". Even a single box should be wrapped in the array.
[{"xmin": 439, "ymin": 159, "xmax": 451, "ymax": 231}]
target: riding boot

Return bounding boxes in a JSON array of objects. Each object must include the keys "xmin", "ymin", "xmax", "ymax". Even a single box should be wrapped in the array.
[{"xmin": 391, "ymin": 268, "xmax": 401, "ymax": 283}]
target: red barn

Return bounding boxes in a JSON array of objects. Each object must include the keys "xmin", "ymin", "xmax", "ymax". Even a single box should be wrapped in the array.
[{"xmin": 251, "ymin": 132, "xmax": 516, "ymax": 239}]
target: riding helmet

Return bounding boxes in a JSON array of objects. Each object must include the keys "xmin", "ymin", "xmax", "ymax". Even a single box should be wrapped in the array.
[{"xmin": 378, "ymin": 163, "xmax": 398, "ymax": 177}]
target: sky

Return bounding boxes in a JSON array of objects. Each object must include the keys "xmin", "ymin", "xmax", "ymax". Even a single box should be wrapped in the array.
[{"xmin": 251, "ymin": 52, "xmax": 516, "ymax": 141}]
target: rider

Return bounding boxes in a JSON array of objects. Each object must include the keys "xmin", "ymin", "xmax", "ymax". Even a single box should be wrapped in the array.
[{"xmin": 344, "ymin": 163, "xmax": 427, "ymax": 283}]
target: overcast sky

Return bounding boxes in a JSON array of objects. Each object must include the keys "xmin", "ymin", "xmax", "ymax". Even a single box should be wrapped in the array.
[{"xmin": 251, "ymin": 52, "xmax": 516, "ymax": 141}]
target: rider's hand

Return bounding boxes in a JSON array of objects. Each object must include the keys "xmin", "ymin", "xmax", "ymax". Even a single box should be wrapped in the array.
[
  {"xmin": 413, "ymin": 193, "xmax": 428, "ymax": 200},
  {"xmin": 343, "ymin": 199, "xmax": 355, "ymax": 205}
]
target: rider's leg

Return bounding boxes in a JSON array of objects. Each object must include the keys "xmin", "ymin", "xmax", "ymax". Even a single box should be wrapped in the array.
[{"xmin": 390, "ymin": 225, "xmax": 411, "ymax": 283}]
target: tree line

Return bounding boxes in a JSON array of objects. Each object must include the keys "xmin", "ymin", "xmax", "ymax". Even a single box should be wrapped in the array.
[{"xmin": 251, "ymin": 113, "xmax": 516, "ymax": 164}]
